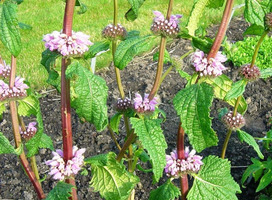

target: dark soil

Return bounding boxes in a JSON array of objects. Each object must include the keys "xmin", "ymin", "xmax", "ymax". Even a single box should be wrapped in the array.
[{"xmin": 1, "ymin": 17, "xmax": 272, "ymax": 200}]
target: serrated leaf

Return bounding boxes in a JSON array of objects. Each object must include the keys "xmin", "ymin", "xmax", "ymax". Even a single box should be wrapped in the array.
[
  {"xmin": 84, "ymin": 40, "xmax": 110, "ymax": 59},
  {"xmin": 110, "ymin": 112, "xmax": 122, "ymax": 134},
  {"xmin": 18, "ymin": 95, "xmax": 39, "ymax": 116},
  {"xmin": 261, "ymin": 68, "xmax": 272, "ymax": 79},
  {"xmin": 237, "ymin": 130, "xmax": 264, "ymax": 159},
  {"xmin": 177, "ymin": 69, "xmax": 191, "ymax": 81},
  {"xmin": 204, "ymin": 75, "xmax": 248, "ymax": 114},
  {"xmin": 0, "ymin": 1, "xmax": 22, "ymax": 56},
  {"xmin": 256, "ymin": 170, "xmax": 272, "ymax": 192},
  {"xmin": 125, "ymin": 0, "xmax": 145, "ymax": 21},
  {"xmin": 173, "ymin": 83, "xmax": 218, "ymax": 152},
  {"xmin": 187, "ymin": 0, "xmax": 209, "ymax": 36},
  {"xmin": 192, "ymin": 36, "xmax": 213, "ymax": 53},
  {"xmin": 85, "ymin": 153, "xmax": 108, "ymax": 166},
  {"xmin": 89, "ymin": 152, "xmax": 139, "ymax": 200},
  {"xmin": 0, "ymin": 132, "xmax": 17, "ymax": 154},
  {"xmin": 149, "ymin": 179, "xmax": 180, "ymax": 200},
  {"xmin": 224, "ymin": 79, "xmax": 247, "ymax": 101},
  {"xmin": 242, "ymin": 158, "xmax": 264, "ymax": 185},
  {"xmin": 114, "ymin": 35, "xmax": 156, "ymax": 70},
  {"xmin": 130, "ymin": 118, "xmax": 167, "ymax": 182},
  {"xmin": 188, "ymin": 156, "xmax": 241, "ymax": 200},
  {"xmin": 153, "ymin": 49, "xmax": 170, "ymax": 64},
  {"xmin": 243, "ymin": 24, "xmax": 264, "ymax": 36},
  {"xmin": 46, "ymin": 182, "xmax": 74, "ymax": 200},
  {"xmin": 244, "ymin": 0, "xmax": 265, "ymax": 27},
  {"xmin": 66, "ymin": 62, "xmax": 108, "ymax": 131},
  {"xmin": 39, "ymin": 133, "xmax": 54, "ymax": 151}
]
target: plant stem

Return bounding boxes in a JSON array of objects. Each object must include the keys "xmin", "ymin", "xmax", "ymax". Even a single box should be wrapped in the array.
[
  {"xmin": 250, "ymin": 30, "xmax": 269, "ymax": 68},
  {"xmin": 233, "ymin": 95, "xmax": 242, "ymax": 117},
  {"xmin": 62, "ymin": 0, "xmax": 77, "ymax": 199},
  {"xmin": 107, "ymin": 125, "xmax": 122, "ymax": 151},
  {"xmin": 9, "ymin": 56, "xmax": 45, "ymax": 199},
  {"xmin": 177, "ymin": 123, "xmax": 188, "ymax": 200},
  {"xmin": 116, "ymin": 132, "xmax": 136, "ymax": 162},
  {"xmin": 221, "ymin": 129, "xmax": 232, "ymax": 159},
  {"xmin": 207, "ymin": 0, "xmax": 234, "ymax": 59},
  {"xmin": 113, "ymin": 0, "xmax": 118, "ymax": 26}
]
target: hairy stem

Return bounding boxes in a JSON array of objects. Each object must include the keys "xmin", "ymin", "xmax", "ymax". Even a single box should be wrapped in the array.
[
  {"xmin": 116, "ymin": 133, "xmax": 136, "ymax": 162},
  {"xmin": 221, "ymin": 129, "xmax": 232, "ymax": 159},
  {"xmin": 62, "ymin": 0, "xmax": 77, "ymax": 199},
  {"xmin": 250, "ymin": 30, "xmax": 269, "ymax": 68},
  {"xmin": 9, "ymin": 56, "xmax": 45, "ymax": 199},
  {"xmin": 177, "ymin": 123, "xmax": 188, "ymax": 200},
  {"xmin": 207, "ymin": 0, "xmax": 234, "ymax": 59},
  {"xmin": 113, "ymin": 0, "xmax": 118, "ymax": 26}
]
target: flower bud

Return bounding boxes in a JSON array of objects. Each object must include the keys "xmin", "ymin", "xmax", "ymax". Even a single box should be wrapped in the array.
[
  {"xmin": 222, "ymin": 111, "xmax": 245, "ymax": 130},
  {"xmin": 20, "ymin": 122, "xmax": 37, "ymax": 140},
  {"xmin": 240, "ymin": 64, "xmax": 260, "ymax": 81},
  {"xmin": 265, "ymin": 13, "xmax": 272, "ymax": 30},
  {"xmin": 116, "ymin": 97, "xmax": 132, "ymax": 112},
  {"xmin": 102, "ymin": 24, "xmax": 127, "ymax": 40}
]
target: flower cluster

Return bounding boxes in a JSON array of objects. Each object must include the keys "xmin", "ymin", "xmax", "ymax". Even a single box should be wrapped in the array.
[
  {"xmin": 192, "ymin": 50, "xmax": 227, "ymax": 77},
  {"xmin": 150, "ymin": 11, "xmax": 182, "ymax": 37},
  {"xmin": 20, "ymin": 122, "xmax": 37, "ymax": 140},
  {"xmin": 0, "ymin": 60, "xmax": 11, "ymax": 78},
  {"xmin": 222, "ymin": 111, "xmax": 245, "ymax": 130},
  {"xmin": 265, "ymin": 13, "xmax": 272, "ymax": 30},
  {"xmin": 240, "ymin": 64, "xmax": 260, "ymax": 81},
  {"xmin": 165, "ymin": 147, "xmax": 203, "ymax": 178},
  {"xmin": 133, "ymin": 93, "xmax": 158, "ymax": 113},
  {"xmin": 116, "ymin": 97, "xmax": 132, "ymax": 112},
  {"xmin": 43, "ymin": 31, "xmax": 93, "ymax": 57},
  {"xmin": 102, "ymin": 24, "xmax": 127, "ymax": 40},
  {"xmin": 0, "ymin": 77, "xmax": 28, "ymax": 101},
  {"xmin": 45, "ymin": 146, "xmax": 86, "ymax": 181}
]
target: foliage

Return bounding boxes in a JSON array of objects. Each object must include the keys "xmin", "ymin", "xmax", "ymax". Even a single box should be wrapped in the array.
[
  {"xmin": 149, "ymin": 179, "xmax": 180, "ymax": 200},
  {"xmin": 45, "ymin": 182, "xmax": 74, "ymax": 200}
]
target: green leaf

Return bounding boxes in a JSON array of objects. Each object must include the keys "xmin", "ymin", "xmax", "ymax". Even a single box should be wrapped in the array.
[
  {"xmin": 75, "ymin": 0, "xmax": 87, "ymax": 15},
  {"xmin": 114, "ymin": 35, "xmax": 156, "ymax": 70},
  {"xmin": 187, "ymin": 156, "xmax": 241, "ymax": 200},
  {"xmin": 256, "ymin": 170, "xmax": 272, "ymax": 192},
  {"xmin": 125, "ymin": 0, "xmax": 145, "ymax": 21},
  {"xmin": 149, "ymin": 179, "xmax": 180, "ymax": 200},
  {"xmin": 224, "ymin": 79, "xmax": 247, "ymax": 101},
  {"xmin": 18, "ymin": 95, "xmax": 39, "ymax": 116},
  {"xmin": 244, "ymin": 0, "xmax": 265, "ymax": 27},
  {"xmin": 173, "ymin": 83, "xmax": 218, "ymax": 152},
  {"xmin": 237, "ymin": 130, "xmax": 264, "ymax": 159},
  {"xmin": 261, "ymin": 68, "xmax": 272, "ymax": 79},
  {"xmin": 153, "ymin": 49, "xmax": 170, "ymax": 64},
  {"xmin": 130, "ymin": 118, "xmax": 167, "ymax": 182},
  {"xmin": 85, "ymin": 153, "xmax": 108, "ymax": 166},
  {"xmin": 126, "ymin": 30, "xmax": 140, "ymax": 39},
  {"xmin": 39, "ymin": 133, "xmax": 54, "ymax": 151},
  {"xmin": 0, "ymin": 132, "xmax": 18, "ymax": 154},
  {"xmin": 84, "ymin": 40, "xmax": 110, "ymax": 59},
  {"xmin": 0, "ymin": 102, "xmax": 6, "ymax": 117},
  {"xmin": 243, "ymin": 24, "xmax": 264, "ymax": 36},
  {"xmin": 110, "ymin": 112, "xmax": 122, "ymax": 134},
  {"xmin": 241, "ymin": 158, "xmax": 264, "ymax": 185},
  {"xmin": 18, "ymin": 22, "xmax": 32, "ymax": 30},
  {"xmin": 187, "ymin": 0, "xmax": 209, "ymax": 36},
  {"xmin": 204, "ymin": 75, "xmax": 248, "ymax": 114},
  {"xmin": 207, "ymin": 0, "xmax": 224, "ymax": 8},
  {"xmin": 89, "ymin": 152, "xmax": 139, "ymax": 200},
  {"xmin": 46, "ymin": 182, "xmax": 74, "ymax": 200},
  {"xmin": 218, "ymin": 107, "xmax": 228, "ymax": 121},
  {"xmin": 192, "ymin": 36, "xmax": 213, "ymax": 53},
  {"xmin": 0, "ymin": 1, "xmax": 22, "ymax": 56},
  {"xmin": 177, "ymin": 69, "xmax": 191, "ymax": 81},
  {"xmin": 66, "ymin": 62, "xmax": 108, "ymax": 131}
]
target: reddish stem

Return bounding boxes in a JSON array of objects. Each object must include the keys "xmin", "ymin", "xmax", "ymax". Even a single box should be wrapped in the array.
[
  {"xmin": 61, "ymin": 0, "xmax": 77, "ymax": 199},
  {"xmin": 177, "ymin": 123, "xmax": 188, "ymax": 200},
  {"xmin": 207, "ymin": 0, "xmax": 234, "ymax": 60},
  {"xmin": 9, "ymin": 56, "xmax": 45, "ymax": 199}
]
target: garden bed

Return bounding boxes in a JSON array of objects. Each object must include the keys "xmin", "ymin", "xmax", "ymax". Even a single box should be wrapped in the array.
[{"xmin": 0, "ymin": 17, "xmax": 271, "ymax": 200}]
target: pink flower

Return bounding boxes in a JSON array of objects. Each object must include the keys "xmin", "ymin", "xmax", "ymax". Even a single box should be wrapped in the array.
[
  {"xmin": 134, "ymin": 93, "xmax": 158, "ymax": 113},
  {"xmin": 45, "ymin": 146, "xmax": 86, "ymax": 181},
  {"xmin": 0, "ymin": 77, "xmax": 28, "ymax": 101},
  {"xmin": 20, "ymin": 122, "xmax": 37, "ymax": 139},
  {"xmin": 165, "ymin": 147, "xmax": 203, "ymax": 178},
  {"xmin": 43, "ymin": 31, "xmax": 93, "ymax": 57},
  {"xmin": 0, "ymin": 60, "xmax": 11, "ymax": 78},
  {"xmin": 192, "ymin": 50, "xmax": 227, "ymax": 77}
]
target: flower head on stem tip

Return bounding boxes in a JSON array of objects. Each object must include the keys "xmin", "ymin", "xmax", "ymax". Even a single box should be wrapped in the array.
[
  {"xmin": 165, "ymin": 147, "xmax": 203, "ymax": 178},
  {"xmin": 45, "ymin": 146, "xmax": 86, "ymax": 181},
  {"xmin": 43, "ymin": 31, "xmax": 93, "ymax": 57},
  {"xmin": 222, "ymin": 111, "xmax": 245, "ymax": 130},
  {"xmin": 0, "ymin": 77, "xmax": 28, "ymax": 101},
  {"xmin": 133, "ymin": 93, "xmax": 158, "ymax": 113},
  {"xmin": 192, "ymin": 50, "xmax": 227, "ymax": 77},
  {"xmin": 20, "ymin": 122, "xmax": 37, "ymax": 139},
  {"xmin": 102, "ymin": 24, "xmax": 127, "ymax": 41}
]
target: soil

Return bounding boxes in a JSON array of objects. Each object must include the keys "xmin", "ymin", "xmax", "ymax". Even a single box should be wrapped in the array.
[{"xmin": 1, "ymin": 17, "xmax": 272, "ymax": 200}]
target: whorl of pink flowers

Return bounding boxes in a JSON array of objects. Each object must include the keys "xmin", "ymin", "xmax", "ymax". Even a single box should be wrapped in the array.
[
  {"xmin": 133, "ymin": 93, "xmax": 158, "ymax": 113},
  {"xmin": 20, "ymin": 122, "xmax": 37, "ymax": 139},
  {"xmin": 0, "ymin": 60, "xmax": 11, "ymax": 78},
  {"xmin": 0, "ymin": 77, "xmax": 28, "ymax": 101},
  {"xmin": 43, "ymin": 31, "xmax": 93, "ymax": 57},
  {"xmin": 192, "ymin": 50, "xmax": 227, "ymax": 77},
  {"xmin": 151, "ymin": 11, "xmax": 182, "ymax": 37},
  {"xmin": 45, "ymin": 146, "xmax": 86, "ymax": 181},
  {"xmin": 165, "ymin": 147, "xmax": 203, "ymax": 178}
]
